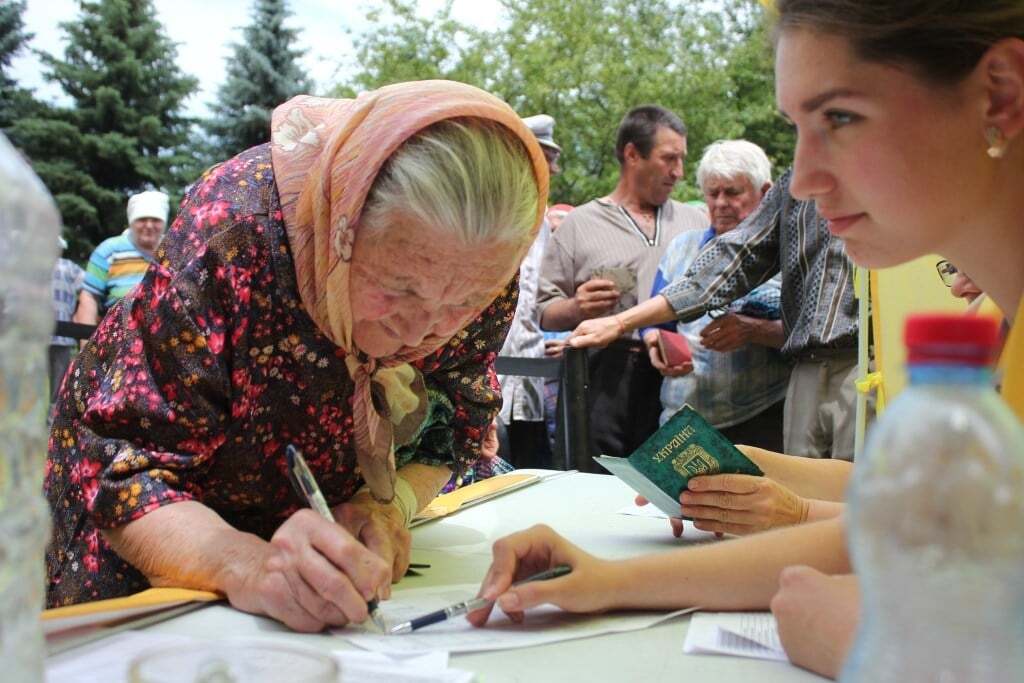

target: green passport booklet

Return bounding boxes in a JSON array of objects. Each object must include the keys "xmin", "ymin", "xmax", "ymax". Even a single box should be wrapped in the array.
[{"xmin": 594, "ymin": 405, "xmax": 764, "ymax": 518}]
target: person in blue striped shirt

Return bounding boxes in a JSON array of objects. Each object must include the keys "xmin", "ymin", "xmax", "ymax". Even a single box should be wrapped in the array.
[
  {"xmin": 74, "ymin": 190, "xmax": 168, "ymax": 326},
  {"xmin": 645, "ymin": 140, "xmax": 790, "ymax": 451}
]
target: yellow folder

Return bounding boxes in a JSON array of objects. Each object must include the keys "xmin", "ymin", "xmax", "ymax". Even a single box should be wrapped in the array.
[
  {"xmin": 42, "ymin": 587, "xmax": 221, "ymax": 636},
  {"xmin": 411, "ymin": 472, "xmax": 540, "ymax": 527}
]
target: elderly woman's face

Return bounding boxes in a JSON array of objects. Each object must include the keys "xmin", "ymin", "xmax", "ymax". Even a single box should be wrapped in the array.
[
  {"xmin": 703, "ymin": 175, "xmax": 765, "ymax": 234},
  {"xmin": 349, "ymin": 212, "xmax": 520, "ymax": 358}
]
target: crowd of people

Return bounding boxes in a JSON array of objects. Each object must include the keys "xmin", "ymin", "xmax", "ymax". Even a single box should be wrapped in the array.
[{"xmin": 42, "ymin": 0, "xmax": 1024, "ymax": 678}]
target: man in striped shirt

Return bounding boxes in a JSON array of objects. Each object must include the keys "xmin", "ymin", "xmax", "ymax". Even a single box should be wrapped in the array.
[
  {"xmin": 74, "ymin": 190, "xmax": 168, "ymax": 326},
  {"xmin": 537, "ymin": 106, "xmax": 708, "ymax": 458},
  {"xmin": 570, "ymin": 170, "xmax": 860, "ymax": 460}
]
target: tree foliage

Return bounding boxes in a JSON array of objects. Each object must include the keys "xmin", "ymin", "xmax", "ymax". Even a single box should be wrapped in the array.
[
  {"xmin": 7, "ymin": 0, "xmax": 197, "ymax": 260},
  {"xmin": 0, "ymin": 0, "xmax": 40, "ymax": 130},
  {"xmin": 204, "ymin": 0, "xmax": 312, "ymax": 161},
  {"xmin": 334, "ymin": 0, "xmax": 793, "ymax": 207}
]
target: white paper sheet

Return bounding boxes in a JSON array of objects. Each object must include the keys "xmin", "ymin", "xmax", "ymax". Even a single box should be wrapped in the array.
[
  {"xmin": 333, "ymin": 650, "xmax": 473, "ymax": 682},
  {"xmin": 683, "ymin": 612, "xmax": 788, "ymax": 662},
  {"xmin": 46, "ymin": 630, "xmax": 469, "ymax": 683},
  {"xmin": 617, "ymin": 502, "xmax": 669, "ymax": 519},
  {"xmin": 45, "ymin": 631, "xmax": 198, "ymax": 682},
  {"xmin": 339, "ymin": 583, "xmax": 696, "ymax": 654}
]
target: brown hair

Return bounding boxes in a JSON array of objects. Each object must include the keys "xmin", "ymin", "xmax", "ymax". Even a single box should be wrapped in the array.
[
  {"xmin": 775, "ymin": 1, "xmax": 1024, "ymax": 85},
  {"xmin": 615, "ymin": 105, "xmax": 687, "ymax": 165}
]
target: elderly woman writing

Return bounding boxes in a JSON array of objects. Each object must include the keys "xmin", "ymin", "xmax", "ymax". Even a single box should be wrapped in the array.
[{"xmin": 45, "ymin": 81, "xmax": 548, "ymax": 632}]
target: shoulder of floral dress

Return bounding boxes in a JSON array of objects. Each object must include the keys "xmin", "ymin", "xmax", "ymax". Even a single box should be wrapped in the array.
[{"xmin": 156, "ymin": 144, "xmax": 283, "ymax": 275}]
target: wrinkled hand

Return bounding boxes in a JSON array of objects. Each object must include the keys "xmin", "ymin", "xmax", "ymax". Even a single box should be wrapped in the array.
[
  {"xmin": 573, "ymin": 278, "xmax": 620, "ymax": 320},
  {"xmin": 334, "ymin": 492, "xmax": 412, "ymax": 586},
  {"xmin": 467, "ymin": 524, "xmax": 617, "ymax": 626},
  {"xmin": 480, "ymin": 419, "xmax": 500, "ymax": 460},
  {"xmin": 229, "ymin": 508, "xmax": 392, "ymax": 632},
  {"xmin": 771, "ymin": 568, "xmax": 860, "ymax": 679},
  {"xmin": 679, "ymin": 473, "xmax": 810, "ymax": 535},
  {"xmin": 699, "ymin": 313, "xmax": 755, "ymax": 353},
  {"xmin": 544, "ymin": 338, "xmax": 567, "ymax": 358},
  {"xmin": 569, "ymin": 315, "xmax": 622, "ymax": 349},
  {"xmin": 642, "ymin": 329, "xmax": 694, "ymax": 377}
]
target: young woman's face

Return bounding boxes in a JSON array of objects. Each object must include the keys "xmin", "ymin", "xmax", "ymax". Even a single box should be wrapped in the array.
[
  {"xmin": 775, "ymin": 29, "xmax": 985, "ymax": 268},
  {"xmin": 348, "ymin": 212, "xmax": 521, "ymax": 358}
]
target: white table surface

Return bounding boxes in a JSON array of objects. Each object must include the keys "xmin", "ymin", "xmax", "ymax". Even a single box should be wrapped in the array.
[{"xmin": 134, "ymin": 471, "xmax": 826, "ymax": 682}]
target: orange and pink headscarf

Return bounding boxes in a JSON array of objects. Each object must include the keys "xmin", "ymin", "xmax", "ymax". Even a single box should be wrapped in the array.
[{"xmin": 270, "ymin": 80, "xmax": 549, "ymax": 502}]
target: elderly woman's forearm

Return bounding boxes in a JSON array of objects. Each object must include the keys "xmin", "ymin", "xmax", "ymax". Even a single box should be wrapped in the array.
[
  {"xmin": 397, "ymin": 462, "xmax": 453, "ymax": 512},
  {"xmin": 607, "ymin": 516, "xmax": 851, "ymax": 611},
  {"xmin": 102, "ymin": 500, "xmax": 265, "ymax": 595}
]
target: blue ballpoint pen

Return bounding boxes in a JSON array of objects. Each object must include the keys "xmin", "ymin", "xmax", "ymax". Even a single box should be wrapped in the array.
[
  {"xmin": 387, "ymin": 564, "xmax": 572, "ymax": 634},
  {"xmin": 285, "ymin": 444, "xmax": 385, "ymax": 631}
]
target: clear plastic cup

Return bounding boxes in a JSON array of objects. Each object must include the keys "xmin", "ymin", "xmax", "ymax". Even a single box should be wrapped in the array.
[{"xmin": 128, "ymin": 641, "xmax": 339, "ymax": 683}]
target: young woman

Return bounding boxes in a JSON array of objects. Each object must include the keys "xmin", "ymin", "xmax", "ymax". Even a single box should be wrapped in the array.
[{"xmin": 469, "ymin": 2, "xmax": 1024, "ymax": 678}]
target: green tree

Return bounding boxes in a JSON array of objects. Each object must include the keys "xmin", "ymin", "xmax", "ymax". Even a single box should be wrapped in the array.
[
  {"xmin": 0, "ymin": 0, "xmax": 40, "ymax": 130},
  {"xmin": 335, "ymin": 0, "xmax": 792, "ymax": 206},
  {"xmin": 204, "ymin": 0, "xmax": 312, "ymax": 161},
  {"xmin": 8, "ymin": 0, "xmax": 197, "ymax": 260},
  {"xmin": 338, "ymin": 0, "xmax": 492, "ymax": 98}
]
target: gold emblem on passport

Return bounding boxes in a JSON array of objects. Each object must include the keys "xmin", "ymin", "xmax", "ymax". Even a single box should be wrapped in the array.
[{"xmin": 672, "ymin": 444, "xmax": 719, "ymax": 478}]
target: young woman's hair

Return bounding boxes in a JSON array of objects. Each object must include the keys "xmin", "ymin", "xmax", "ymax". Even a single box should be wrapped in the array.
[
  {"xmin": 361, "ymin": 118, "xmax": 539, "ymax": 249},
  {"xmin": 696, "ymin": 140, "xmax": 773, "ymax": 195},
  {"xmin": 775, "ymin": 1, "xmax": 1024, "ymax": 85}
]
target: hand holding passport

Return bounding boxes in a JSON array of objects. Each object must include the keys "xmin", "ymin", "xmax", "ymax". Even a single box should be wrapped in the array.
[{"xmin": 596, "ymin": 406, "xmax": 764, "ymax": 521}]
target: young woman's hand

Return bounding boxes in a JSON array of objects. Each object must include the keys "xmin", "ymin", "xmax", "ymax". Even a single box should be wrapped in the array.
[{"xmin": 467, "ymin": 524, "xmax": 621, "ymax": 626}]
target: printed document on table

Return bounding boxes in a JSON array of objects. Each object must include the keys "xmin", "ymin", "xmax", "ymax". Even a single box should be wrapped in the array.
[
  {"xmin": 683, "ymin": 611, "xmax": 788, "ymax": 662},
  {"xmin": 339, "ymin": 583, "xmax": 697, "ymax": 654}
]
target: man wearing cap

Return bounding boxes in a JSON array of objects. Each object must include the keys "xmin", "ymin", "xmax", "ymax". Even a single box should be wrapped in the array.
[
  {"xmin": 495, "ymin": 114, "xmax": 561, "ymax": 468},
  {"xmin": 74, "ymin": 190, "xmax": 168, "ymax": 327},
  {"xmin": 537, "ymin": 105, "xmax": 707, "ymax": 459}
]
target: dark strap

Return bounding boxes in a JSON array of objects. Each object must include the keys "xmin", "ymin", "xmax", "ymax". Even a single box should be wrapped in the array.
[{"xmin": 54, "ymin": 321, "xmax": 97, "ymax": 340}]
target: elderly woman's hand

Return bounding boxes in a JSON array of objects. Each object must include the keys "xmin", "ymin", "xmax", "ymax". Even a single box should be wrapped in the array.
[
  {"xmin": 230, "ymin": 508, "xmax": 392, "ymax": 632},
  {"xmin": 334, "ymin": 491, "xmax": 412, "ymax": 584},
  {"xmin": 679, "ymin": 473, "xmax": 810, "ymax": 535}
]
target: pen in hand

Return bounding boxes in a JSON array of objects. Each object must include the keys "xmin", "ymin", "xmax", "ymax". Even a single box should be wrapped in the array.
[
  {"xmin": 388, "ymin": 564, "xmax": 572, "ymax": 635},
  {"xmin": 285, "ymin": 444, "xmax": 385, "ymax": 630}
]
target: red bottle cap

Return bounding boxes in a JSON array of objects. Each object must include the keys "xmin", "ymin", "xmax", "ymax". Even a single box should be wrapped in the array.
[{"xmin": 904, "ymin": 313, "xmax": 1000, "ymax": 366}]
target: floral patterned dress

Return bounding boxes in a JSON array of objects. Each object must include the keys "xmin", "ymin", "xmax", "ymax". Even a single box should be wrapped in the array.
[{"xmin": 44, "ymin": 145, "xmax": 517, "ymax": 607}]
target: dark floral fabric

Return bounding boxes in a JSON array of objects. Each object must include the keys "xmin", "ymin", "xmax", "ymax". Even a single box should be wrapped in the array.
[{"xmin": 44, "ymin": 145, "xmax": 518, "ymax": 607}]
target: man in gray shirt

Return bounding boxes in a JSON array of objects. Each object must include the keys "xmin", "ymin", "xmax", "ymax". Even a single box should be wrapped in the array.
[
  {"xmin": 537, "ymin": 105, "xmax": 707, "ymax": 458},
  {"xmin": 569, "ymin": 170, "xmax": 860, "ymax": 460}
]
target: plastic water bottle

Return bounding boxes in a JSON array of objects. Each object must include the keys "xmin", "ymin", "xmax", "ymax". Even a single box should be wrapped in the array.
[
  {"xmin": 841, "ymin": 313, "xmax": 1024, "ymax": 681},
  {"xmin": 0, "ymin": 133, "xmax": 60, "ymax": 681}
]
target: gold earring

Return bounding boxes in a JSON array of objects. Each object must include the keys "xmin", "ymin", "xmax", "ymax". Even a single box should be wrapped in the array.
[{"xmin": 986, "ymin": 126, "xmax": 1007, "ymax": 159}]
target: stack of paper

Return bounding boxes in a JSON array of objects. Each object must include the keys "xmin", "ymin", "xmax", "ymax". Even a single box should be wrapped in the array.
[{"xmin": 682, "ymin": 611, "xmax": 788, "ymax": 662}]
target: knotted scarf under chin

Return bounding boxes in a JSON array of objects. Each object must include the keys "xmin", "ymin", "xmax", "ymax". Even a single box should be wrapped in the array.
[{"xmin": 344, "ymin": 354, "xmax": 429, "ymax": 502}]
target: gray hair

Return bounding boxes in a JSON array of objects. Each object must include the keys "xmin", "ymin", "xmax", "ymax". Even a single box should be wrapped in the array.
[
  {"xmin": 696, "ymin": 140, "xmax": 772, "ymax": 194},
  {"xmin": 361, "ymin": 118, "xmax": 539, "ymax": 249}
]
